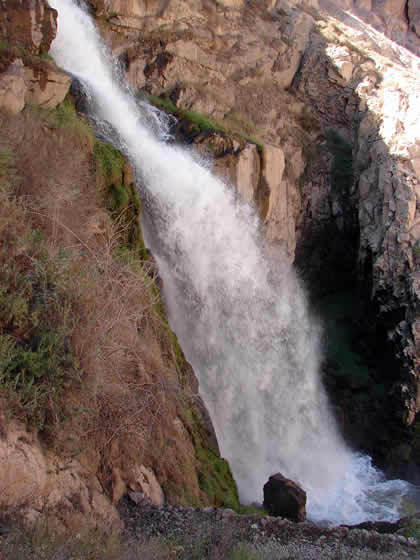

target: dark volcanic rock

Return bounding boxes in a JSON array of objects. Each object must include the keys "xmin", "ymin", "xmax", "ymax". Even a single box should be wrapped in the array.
[{"xmin": 263, "ymin": 473, "xmax": 306, "ymax": 522}]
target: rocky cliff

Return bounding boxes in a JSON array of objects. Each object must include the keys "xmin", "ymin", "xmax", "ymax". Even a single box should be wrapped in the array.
[
  {"xmin": 1, "ymin": 0, "xmax": 420, "ymax": 529},
  {"xmin": 86, "ymin": 0, "xmax": 420, "ymax": 478}
]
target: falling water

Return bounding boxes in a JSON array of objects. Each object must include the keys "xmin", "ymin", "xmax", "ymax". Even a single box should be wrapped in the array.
[{"xmin": 49, "ymin": 0, "xmax": 410, "ymax": 524}]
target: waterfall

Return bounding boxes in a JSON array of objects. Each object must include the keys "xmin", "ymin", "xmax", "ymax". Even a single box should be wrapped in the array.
[{"xmin": 48, "ymin": 0, "xmax": 410, "ymax": 524}]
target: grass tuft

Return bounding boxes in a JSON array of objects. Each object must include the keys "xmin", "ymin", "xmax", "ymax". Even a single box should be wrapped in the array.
[
  {"xmin": 146, "ymin": 94, "xmax": 264, "ymax": 150},
  {"xmin": 26, "ymin": 99, "xmax": 94, "ymax": 138}
]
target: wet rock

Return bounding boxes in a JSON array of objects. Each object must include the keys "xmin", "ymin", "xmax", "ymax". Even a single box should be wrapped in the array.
[{"xmin": 263, "ymin": 473, "xmax": 306, "ymax": 522}]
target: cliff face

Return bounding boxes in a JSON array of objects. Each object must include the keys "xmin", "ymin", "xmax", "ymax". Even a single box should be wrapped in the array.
[
  {"xmin": 88, "ymin": 0, "xmax": 420, "ymax": 477},
  {"xmin": 0, "ymin": 0, "xmax": 238, "ymax": 529},
  {"xmin": 1, "ymin": 0, "xmax": 420, "ymax": 526}
]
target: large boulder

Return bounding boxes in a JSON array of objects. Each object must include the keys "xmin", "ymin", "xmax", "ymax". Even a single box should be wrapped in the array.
[{"xmin": 263, "ymin": 473, "xmax": 306, "ymax": 521}]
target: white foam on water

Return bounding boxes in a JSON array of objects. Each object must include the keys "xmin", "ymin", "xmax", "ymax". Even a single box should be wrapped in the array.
[{"xmin": 48, "ymin": 0, "xmax": 411, "ymax": 524}]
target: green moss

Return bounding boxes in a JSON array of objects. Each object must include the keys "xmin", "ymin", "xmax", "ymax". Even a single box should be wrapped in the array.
[
  {"xmin": 236, "ymin": 504, "xmax": 265, "ymax": 516},
  {"xmin": 94, "ymin": 140, "xmax": 147, "ymax": 260},
  {"xmin": 183, "ymin": 108, "xmax": 226, "ymax": 134},
  {"xmin": 39, "ymin": 52, "xmax": 55, "ymax": 62},
  {"xmin": 170, "ymin": 331, "xmax": 189, "ymax": 381},
  {"xmin": 148, "ymin": 95, "xmax": 177, "ymax": 114},
  {"xmin": 93, "ymin": 140, "xmax": 125, "ymax": 185},
  {"xmin": 183, "ymin": 405, "xmax": 240, "ymax": 510},
  {"xmin": 146, "ymin": 94, "xmax": 264, "ymax": 150},
  {"xmin": 27, "ymin": 99, "xmax": 94, "ymax": 138}
]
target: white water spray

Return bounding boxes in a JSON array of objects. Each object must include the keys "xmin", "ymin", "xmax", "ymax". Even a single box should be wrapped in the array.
[{"xmin": 49, "ymin": 0, "xmax": 410, "ymax": 524}]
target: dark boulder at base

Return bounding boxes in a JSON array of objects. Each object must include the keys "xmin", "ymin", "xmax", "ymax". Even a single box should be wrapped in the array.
[{"xmin": 263, "ymin": 473, "xmax": 306, "ymax": 522}]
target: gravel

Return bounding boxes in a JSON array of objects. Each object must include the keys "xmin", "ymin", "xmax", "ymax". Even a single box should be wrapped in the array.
[{"xmin": 119, "ymin": 497, "xmax": 420, "ymax": 559}]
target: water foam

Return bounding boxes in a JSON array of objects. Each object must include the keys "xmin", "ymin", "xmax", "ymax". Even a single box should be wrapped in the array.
[{"xmin": 48, "ymin": 0, "xmax": 410, "ymax": 524}]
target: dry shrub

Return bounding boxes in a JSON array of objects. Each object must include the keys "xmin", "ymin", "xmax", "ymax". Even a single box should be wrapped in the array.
[
  {"xmin": 0, "ymin": 105, "xmax": 211, "ymax": 509},
  {"xmin": 33, "ymin": 210, "xmax": 179, "ymax": 456}
]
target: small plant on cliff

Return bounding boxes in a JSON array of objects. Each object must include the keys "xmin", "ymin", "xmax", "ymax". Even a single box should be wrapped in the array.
[
  {"xmin": 0, "ymin": 195, "xmax": 77, "ymax": 430},
  {"xmin": 93, "ymin": 139, "xmax": 147, "ymax": 259},
  {"xmin": 182, "ymin": 404, "xmax": 240, "ymax": 510},
  {"xmin": 27, "ymin": 99, "xmax": 94, "ymax": 138}
]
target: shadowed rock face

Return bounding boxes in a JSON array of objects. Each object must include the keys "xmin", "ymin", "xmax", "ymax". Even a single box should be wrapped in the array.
[{"xmin": 263, "ymin": 473, "xmax": 307, "ymax": 521}]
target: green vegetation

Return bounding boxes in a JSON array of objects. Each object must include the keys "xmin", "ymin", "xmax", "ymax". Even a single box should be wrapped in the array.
[
  {"xmin": 39, "ymin": 52, "xmax": 55, "ymax": 62},
  {"xmin": 0, "ymin": 523, "xmax": 257, "ymax": 559},
  {"xmin": 326, "ymin": 128, "xmax": 354, "ymax": 191},
  {"xmin": 147, "ymin": 94, "xmax": 264, "ymax": 151},
  {"xmin": 223, "ymin": 109, "xmax": 258, "ymax": 138},
  {"xmin": 93, "ymin": 140, "xmax": 147, "ymax": 260},
  {"xmin": 0, "ymin": 203, "xmax": 77, "ymax": 430},
  {"xmin": 27, "ymin": 99, "xmax": 94, "ymax": 137},
  {"xmin": 93, "ymin": 140, "xmax": 125, "ymax": 183},
  {"xmin": 183, "ymin": 404, "xmax": 240, "ymax": 511},
  {"xmin": 399, "ymin": 501, "xmax": 420, "ymax": 546},
  {"xmin": 0, "ymin": 96, "xmax": 241, "ymax": 514}
]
